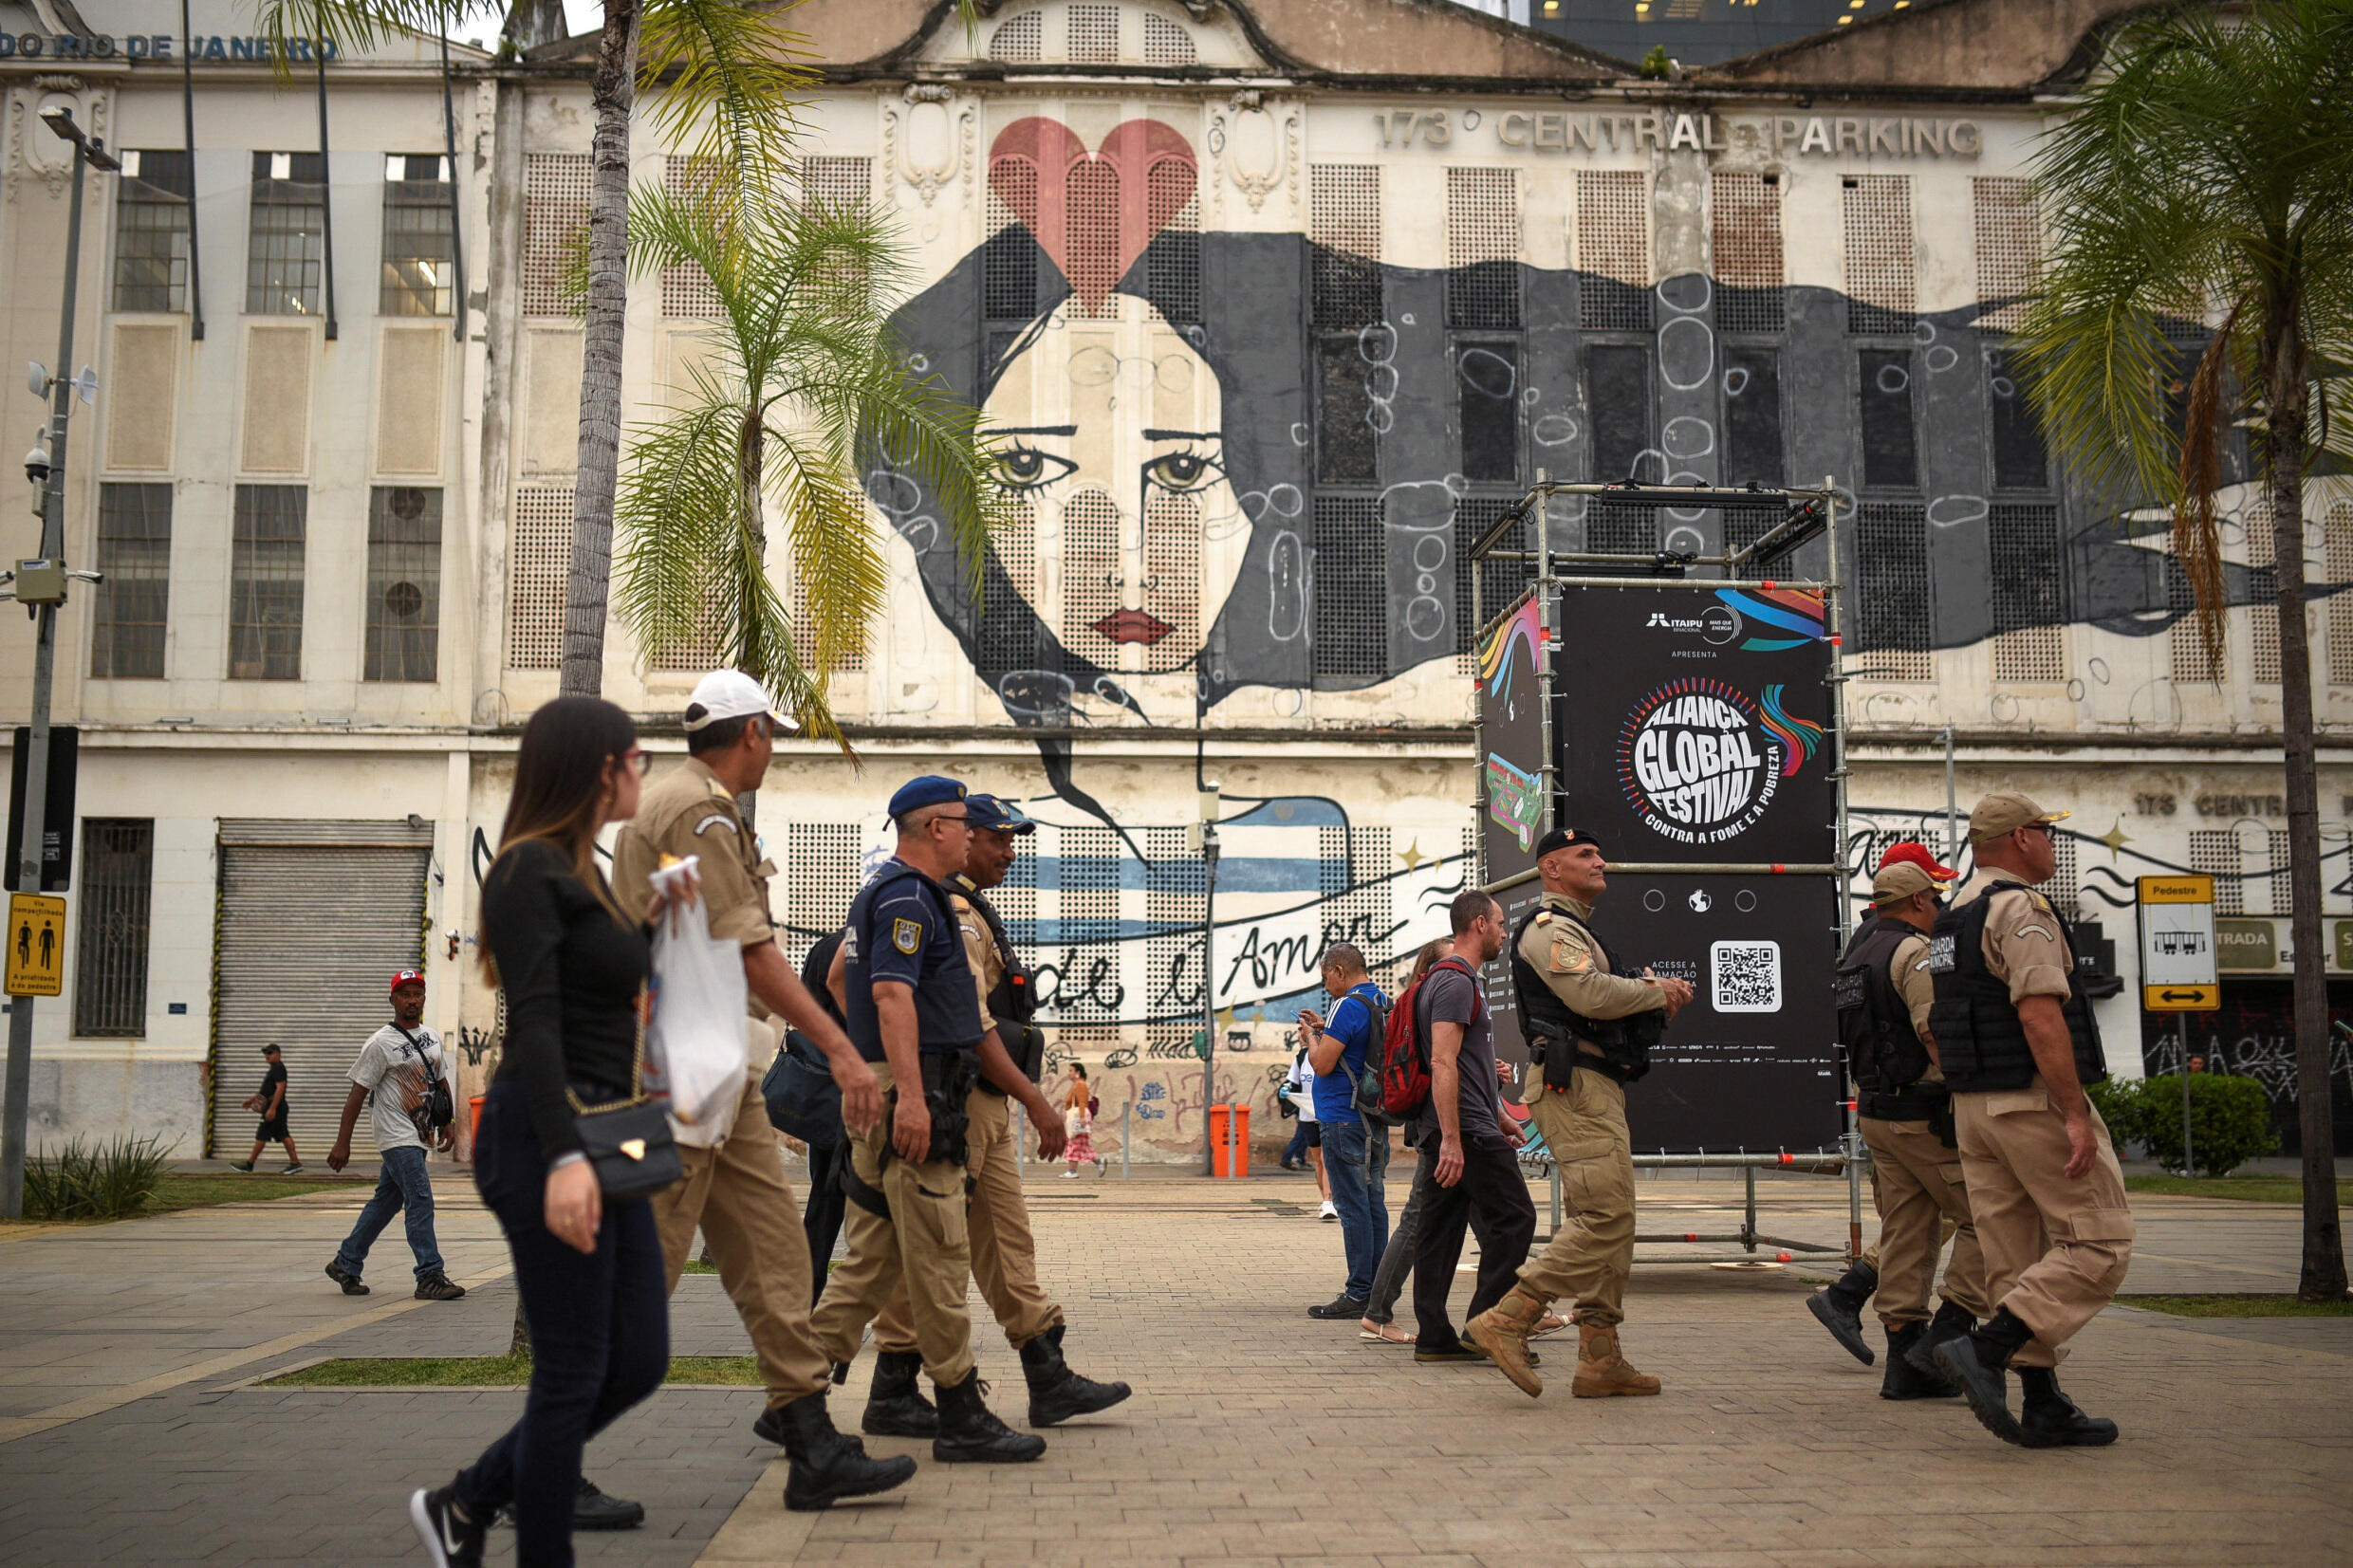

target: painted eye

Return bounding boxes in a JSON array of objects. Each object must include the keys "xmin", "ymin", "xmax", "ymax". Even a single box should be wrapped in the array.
[
  {"xmin": 1143, "ymin": 450, "xmax": 1220, "ymax": 491},
  {"xmin": 992, "ymin": 443, "xmax": 1076, "ymax": 492}
]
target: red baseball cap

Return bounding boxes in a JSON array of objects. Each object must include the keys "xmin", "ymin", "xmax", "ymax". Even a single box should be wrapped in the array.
[
  {"xmin": 389, "ymin": 969, "xmax": 427, "ymax": 994},
  {"xmin": 1878, "ymin": 841, "xmax": 1958, "ymax": 882}
]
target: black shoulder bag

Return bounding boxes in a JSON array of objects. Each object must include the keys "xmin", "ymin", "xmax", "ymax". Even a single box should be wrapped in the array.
[
  {"xmin": 394, "ymin": 1025, "xmax": 457, "ymax": 1134},
  {"xmin": 566, "ymin": 992, "xmax": 683, "ymax": 1201}
]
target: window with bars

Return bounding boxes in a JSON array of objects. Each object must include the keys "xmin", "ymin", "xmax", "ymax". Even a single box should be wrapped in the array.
[
  {"xmin": 247, "ymin": 152, "xmax": 326, "ymax": 316},
  {"xmin": 1061, "ymin": 489, "xmax": 1121, "ymax": 673},
  {"xmin": 1988, "ymin": 503, "xmax": 2065, "ymax": 681},
  {"xmin": 1973, "ymin": 176, "xmax": 2039, "ymax": 334},
  {"xmin": 1842, "ymin": 175, "xmax": 1916, "ymax": 334},
  {"xmin": 1576, "ymin": 170, "xmax": 1649, "ymax": 331},
  {"xmin": 2327, "ymin": 503, "xmax": 2353, "ymax": 685},
  {"xmin": 1987, "ymin": 348, "xmax": 2049, "ymax": 490},
  {"xmin": 1722, "ymin": 347, "xmax": 1785, "ymax": 489},
  {"xmin": 1312, "ymin": 494, "xmax": 1386, "ymax": 679},
  {"xmin": 661, "ymin": 156, "xmax": 723, "ymax": 319},
  {"xmin": 1143, "ymin": 489, "xmax": 1200, "ymax": 673},
  {"xmin": 1858, "ymin": 348, "xmax": 1919, "ymax": 490},
  {"xmin": 1067, "ymin": 3, "xmax": 1119, "ymax": 62},
  {"xmin": 988, "ymin": 9, "xmax": 1042, "ymax": 62},
  {"xmin": 92, "ymin": 483, "xmax": 171, "ymax": 680},
  {"xmin": 1446, "ymin": 168, "xmax": 1520, "ymax": 329},
  {"xmin": 1140, "ymin": 11, "xmax": 1195, "ymax": 64},
  {"xmin": 2245, "ymin": 502, "xmax": 2282, "ymax": 684},
  {"xmin": 508, "ymin": 485, "xmax": 573, "ymax": 669},
  {"xmin": 1854, "ymin": 503, "xmax": 1932, "ymax": 678},
  {"xmin": 380, "ymin": 155, "xmax": 454, "ymax": 317},
  {"xmin": 365, "ymin": 487, "xmax": 441, "ymax": 682},
  {"xmin": 2189, "ymin": 829, "xmax": 2243, "ymax": 914},
  {"xmin": 978, "ymin": 494, "xmax": 1039, "ymax": 673},
  {"xmin": 112, "ymin": 151, "xmax": 194, "ymax": 312},
  {"xmin": 1711, "ymin": 170, "xmax": 1783, "ymax": 334},
  {"xmin": 1457, "ymin": 340, "xmax": 1519, "ymax": 483},
  {"xmin": 523, "ymin": 153, "xmax": 590, "ymax": 317},
  {"xmin": 72, "ymin": 820, "xmax": 153, "ymax": 1038},
  {"xmin": 229, "ymin": 484, "xmax": 306, "ymax": 678},
  {"xmin": 1586, "ymin": 342, "xmax": 1651, "ymax": 486}
]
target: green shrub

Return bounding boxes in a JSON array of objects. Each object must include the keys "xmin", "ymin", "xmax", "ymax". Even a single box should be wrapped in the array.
[
  {"xmin": 2131, "ymin": 1071, "xmax": 2278, "ymax": 1178},
  {"xmin": 2087, "ymin": 1077, "xmax": 2150, "ymax": 1150},
  {"xmin": 22, "ymin": 1134, "xmax": 175, "ymax": 1220}
]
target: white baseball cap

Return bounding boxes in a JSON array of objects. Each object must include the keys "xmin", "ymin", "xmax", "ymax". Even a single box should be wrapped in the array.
[{"xmin": 683, "ymin": 669, "xmax": 798, "ymax": 732}]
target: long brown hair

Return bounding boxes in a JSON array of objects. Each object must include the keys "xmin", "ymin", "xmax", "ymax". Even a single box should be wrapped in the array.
[
  {"xmin": 481, "ymin": 696, "xmax": 637, "ymax": 977},
  {"xmin": 1407, "ymin": 937, "xmax": 1454, "ymax": 986}
]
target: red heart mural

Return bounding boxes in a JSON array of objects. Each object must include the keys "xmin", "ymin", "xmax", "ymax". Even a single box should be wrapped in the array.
[{"xmin": 988, "ymin": 119, "xmax": 1198, "ymax": 314}]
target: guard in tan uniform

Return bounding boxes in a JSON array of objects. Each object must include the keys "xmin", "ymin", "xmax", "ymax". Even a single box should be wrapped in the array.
[
  {"xmin": 1817, "ymin": 853, "xmax": 1989, "ymax": 1400},
  {"xmin": 856, "ymin": 794, "xmax": 1131, "ymax": 1437},
  {"xmin": 1466, "ymin": 827, "xmax": 1691, "ymax": 1399},
  {"xmin": 1927, "ymin": 791, "xmax": 2132, "ymax": 1448},
  {"xmin": 609, "ymin": 670, "xmax": 915, "ymax": 1511}
]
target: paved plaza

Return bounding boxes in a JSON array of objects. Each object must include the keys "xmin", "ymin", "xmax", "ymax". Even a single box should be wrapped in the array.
[{"xmin": 1, "ymin": 1162, "xmax": 2347, "ymax": 1567}]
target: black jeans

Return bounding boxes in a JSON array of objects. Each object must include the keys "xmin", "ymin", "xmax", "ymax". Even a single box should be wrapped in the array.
[
  {"xmin": 453, "ymin": 1081, "xmax": 669, "ymax": 1568},
  {"xmin": 803, "ymin": 1137, "xmax": 847, "ymax": 1305},
  {"xmin": 1412, "ymin": 1132, "xmax": 1539, "ymax": 1350}
]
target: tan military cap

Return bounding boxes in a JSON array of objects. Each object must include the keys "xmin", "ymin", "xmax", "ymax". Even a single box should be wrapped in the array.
[
  {"xmin": 1872, "ymin": 861, "xmax": 1945, "ymax": 901},
  {"xmin": 1968, "ymin": 790, "xmax": 2069, "ymax": 844}
]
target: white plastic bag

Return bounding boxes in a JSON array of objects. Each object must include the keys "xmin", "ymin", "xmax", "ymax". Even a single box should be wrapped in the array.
[{"xmin": 644, "ymin": 857, "xmax": 749, "ymax": 1148}]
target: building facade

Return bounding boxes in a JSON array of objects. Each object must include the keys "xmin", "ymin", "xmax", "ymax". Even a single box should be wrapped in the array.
[{"xmin": 3, "ymin": 0, "xmax": 2347, "ymax": 1163}]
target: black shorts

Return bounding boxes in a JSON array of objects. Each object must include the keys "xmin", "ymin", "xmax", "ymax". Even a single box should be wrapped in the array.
[
  {"xmin": 1303, "ymin": 1122, "xmax": 1322, "ymax": 1149},
  {"xmin": 256, "ymin": 1116, "xmax": 290, "ymax": 1142}
]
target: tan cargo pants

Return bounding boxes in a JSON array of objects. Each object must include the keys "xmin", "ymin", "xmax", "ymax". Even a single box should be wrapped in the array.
[
  {"xmin": 875, "ymin": 1088, "xmax": 1062, "ymax": 1355},
  {"xmin": 1514, "ymin": 1064, "xmax": 1636, "ymax": 1329},
  {"xmin": 1861, "ymin": 1114, "xmax": 1988, "ymax": 1326},
  {"xmin": 808, "ymin": 1060, "xmax": 977, "ymax": 1386},
  {"xmin": 651, "ymin": 1077, "xmax": 832, "ymax": 1410},
  {"xmin": 1955, "ymin": 1077, "xmax": 2135, "ymax": 1369}
]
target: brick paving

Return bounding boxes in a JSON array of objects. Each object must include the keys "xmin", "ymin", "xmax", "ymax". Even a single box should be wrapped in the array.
[{"xmin": 0, "ymin": 1164, "xmax": 2347, "ymax": 1566}]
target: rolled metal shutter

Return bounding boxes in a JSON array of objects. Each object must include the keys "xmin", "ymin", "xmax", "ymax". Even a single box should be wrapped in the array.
[{"xmin": 212, "ymin": 820, "xmax": 432, "ymax": 1158}]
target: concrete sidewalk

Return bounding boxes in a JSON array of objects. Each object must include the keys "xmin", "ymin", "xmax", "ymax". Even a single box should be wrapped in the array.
[{"xmin": 0, "ymin": 1169, "xmax": 2345, "ymax": 1566}]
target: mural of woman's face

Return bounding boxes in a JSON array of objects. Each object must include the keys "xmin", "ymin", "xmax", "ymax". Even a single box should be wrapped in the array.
[{"xmin": 981, "ymin": 291, "xmax": 1248, "ymax": 702}]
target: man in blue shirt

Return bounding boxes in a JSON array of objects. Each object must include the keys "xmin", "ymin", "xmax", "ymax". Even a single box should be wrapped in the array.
[{"xmin": 1298, "ymin": 943, "xmax": 1391, "ymax": 1318}]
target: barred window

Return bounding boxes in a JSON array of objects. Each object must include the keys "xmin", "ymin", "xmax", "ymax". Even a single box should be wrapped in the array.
[
  {"xmin": 1842, "ymin": 175, "xmax": 1916, "ymax": 335},
  {"xmin": 1586, "ymin": 343, "xmax": 1651, "ymax": 486},
  {"xmin": 1721, "ymin": 348, "xmax": 1785, "ymax": 489},
  {"xmin": 1988, "ymin": 503, "xmax": 2065, "ymax": 681},
  {"xmin": 1312, "ymin": 494, "xmax": 1385, "ymax": 679},
  {"xmin": 523, "ymin": 153, "xmax": 590, "ymax": 317},
  {"xmin": 1446, "ymin": 168, "xmax": 1520, "ymax": 329},
  {"xmin": 1854, "ymin": 503, "xmax": 1932, "ymax": 678},
  {"xmin": 1973, "ymin": 176, "xmax": 2039, "ymax": 333},
  {"xmin": 1576, "ymin": 170, "xmax": 1650, "ymax": 332},
  {"xmin": 1457, "ymin": 340, "xmax": 1519, "ymax": 484},
  {"xmin": 508, "ymin": 485, "xmax": 572, "ymax": 670},
  {"xmin": 112, "ymin": 151, "xmax": 193, "ymax": 312},
  {"xmin": 247, "ymin": 152, "xmax": 327, "ymax": 316},
  {"xmin": 1711, "ymin": 170, "xmax": 1783, "ymax": 334},
  {"xmin": 92, "ymin": 483, "xmax": 171, "ymax": 680},
  {"xmin": 229, "ymin": 484, "xmax": 306, "ymax": 679},
  {"xmin": 72, "ymin": 820, "xmax": 153, "ymax": 1039},
  {"xmin": 380, "ymin": 155, "xmax": 454, "ymax": 317},
  {"xmin": 365, "ymin": 487, "xmax": 441, "ymax": 682},
  {"xmin": 1987, "ymin": 348, "xmax": 2048, "ymax": 490},
  {"xmin": 2189, "ymin": 829, "xmax": 2243, "ymax": 914},
  {"xmin": 1858, "ymin": 348, "xmax": 1919, "ymax": 490}
]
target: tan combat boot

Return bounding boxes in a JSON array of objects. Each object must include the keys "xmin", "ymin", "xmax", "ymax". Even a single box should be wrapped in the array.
[
  {"xmin": 1571, "ymin": 1322, "xmax": 1662, "ymax": 1397},
  {"xmin": 1465, "ymin": 1287, "xmax": 1548, "ymax": 1398}
]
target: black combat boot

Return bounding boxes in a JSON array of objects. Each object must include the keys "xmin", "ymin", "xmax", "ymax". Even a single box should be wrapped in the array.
[
  {"xmin": 931, "ymin": 1370, "xmax": 1047, "ymax": 1464},
  {"xmin": 768, "ymin": 1393, "xmax": 919, "ymax": 1512},
  {"xmin": 1933, "ymin": 1304, "xmax": 2034, "ymax": 1445},
  {"xmin": 862, "ymin": 1350, "xmax": 940, "ymax": 1439},
  {"xmin": 2017, "ymin": 1367, "xmax": 2120, "ymax": 1448},
  {"xmin": 1879, "ymin": 1321, "xmax": 1959, "ymax": 1401},
  {"xmin": 1805, "ymin": 1258, "xmax": 1879, "ymax": 1365},
  {"xmin": 1019, "ymin": 1323, "xmax": 1133, "ymax": 1427},
  {"xmin": 1906, "ymin": 1299, "xmax": 1975, "ymax": 1380}
]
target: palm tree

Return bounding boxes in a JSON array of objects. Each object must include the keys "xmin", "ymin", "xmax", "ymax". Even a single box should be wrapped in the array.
[
  {"xmin": 612, "ymin": 176, "xmax": 1002, "ymax": 743},
  {"xmin": 2014, "ymin": 0, "xmax": 2353, "ymax": 1300}
]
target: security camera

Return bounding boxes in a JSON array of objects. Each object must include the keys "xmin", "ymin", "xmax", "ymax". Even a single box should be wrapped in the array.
[{"xmin": 23, "ymin": 444, "xmax": 48, "ymax": 487}]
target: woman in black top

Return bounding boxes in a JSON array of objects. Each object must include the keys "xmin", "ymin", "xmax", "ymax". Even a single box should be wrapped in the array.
[{"xmin": 411, "ymin": 697, "xmax": 668, "ymax": 1568}]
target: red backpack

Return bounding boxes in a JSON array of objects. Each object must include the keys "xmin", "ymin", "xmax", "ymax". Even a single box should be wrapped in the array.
[{"xmin": 1377, "ymin": 956, "xmax": 1483, "ymax": 1116}]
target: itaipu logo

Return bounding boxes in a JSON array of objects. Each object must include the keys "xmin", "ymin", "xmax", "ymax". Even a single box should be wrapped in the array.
[
  {"xmin": 1616, "ymin": 678, "xmax": 1823, "ymax": 845},
  {"xmin": 1642, "ymin": 603, "xmax": 1741, "ymax": 646}
]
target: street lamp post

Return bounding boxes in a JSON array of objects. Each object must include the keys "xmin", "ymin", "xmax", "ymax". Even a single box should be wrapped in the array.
[
  {"xmin": 1, "ymin": 108, "xmax": 115, "ymax": 1220},
  {"xmin": 1197, "ymin": 784, "xmax": 1219, "ymax": 1176}
]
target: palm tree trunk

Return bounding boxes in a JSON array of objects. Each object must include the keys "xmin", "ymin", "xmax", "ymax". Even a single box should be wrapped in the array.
[
  {"xmin": 560, "ymin": 0, "xmax": 640, "ymax": 697},
  {"xmin": 2263, "ymin": 297, "xmax": 2348, "ymax": 1301}
]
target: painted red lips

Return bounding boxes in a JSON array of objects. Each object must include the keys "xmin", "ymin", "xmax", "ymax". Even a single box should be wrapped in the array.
[{"xmin": 1091, "ymin": 609, "xmax": 1175, "ymax": 646}]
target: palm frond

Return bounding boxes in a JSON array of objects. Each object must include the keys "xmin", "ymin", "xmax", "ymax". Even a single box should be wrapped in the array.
[
  {"xmin": 638, "ymin": 0, "xmax": 814, "ymax": 198},
  {"xmin": 250, "ymin": 0, "xmax": 472, "ymax": 83}
]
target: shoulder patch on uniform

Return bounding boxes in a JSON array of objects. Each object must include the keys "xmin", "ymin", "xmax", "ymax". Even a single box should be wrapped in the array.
[
  {"xmin": 2013, "ymin": 922, "xmax": 2056, "ymax": 941},
  {"xmin": 1533, "ymin": 912, "xmax": 1553, "ymax": 926},
  {"xmin": 892, "ymin": 917, "xmax": 922, "ymax": 954},
  {"xmin": 692, "ymin": 813, "xmax": 738, "ymax": 837}
]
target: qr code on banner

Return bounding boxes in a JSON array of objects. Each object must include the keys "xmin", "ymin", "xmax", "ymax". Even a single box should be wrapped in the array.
[{"xmin": 1710, "ymin": 940, "xmax": 1783, "ymax": 1013}]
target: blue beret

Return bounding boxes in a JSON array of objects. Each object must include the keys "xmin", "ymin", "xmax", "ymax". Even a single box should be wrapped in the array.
[
  {"xmin": 888, "ymin": 775, "xmax": 968, "ymax": 818},
  {"xmin": 967, "ymin": 794, "xmax": 1035, "ymax": 835}
]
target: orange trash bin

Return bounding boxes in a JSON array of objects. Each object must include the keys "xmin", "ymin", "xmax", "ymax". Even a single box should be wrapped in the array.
[{"xmin": 1209, "ymin": 1103, "xmax": 1251, "ymax": 1178}]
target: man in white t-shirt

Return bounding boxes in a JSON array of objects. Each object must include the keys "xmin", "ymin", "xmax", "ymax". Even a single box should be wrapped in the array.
[{"xmin": 324, "ymin": 969, "xmax": 465, "ymax": 1301}]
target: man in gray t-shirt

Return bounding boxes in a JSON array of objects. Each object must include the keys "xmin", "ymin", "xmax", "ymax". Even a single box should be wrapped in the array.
[
  {"xmin": 323, "ymin": 970, "xmax": 466, "ymax": 1302},
  {"xmin": 1410, "ymin": 892, "xmax": 1539, "ymax": 1356}
]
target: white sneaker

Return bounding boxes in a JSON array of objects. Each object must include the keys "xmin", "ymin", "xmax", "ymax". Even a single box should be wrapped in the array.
[
  {"xmin": 1318, "ymin": 1201, "xmax": 1338, "ymax": 1221},
  {"xmin": 1061, "ymin": 1170, "xmax": 1080, "ymax": 1178}
]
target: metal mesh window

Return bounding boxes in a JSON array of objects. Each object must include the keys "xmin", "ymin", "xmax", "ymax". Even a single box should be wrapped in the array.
[
  {"xmin": 92, "ymin": 483, "xmax": 171, "ymax": 680},
  {"xmin": 229, "ymin": 484, "xmax": 306, "ymax": 679},
  {"xmin": 508, "ymin": 485, "xmax": 573, "ymax": 669},
  {"xmin": 2245, "ymin": 501, "xmax": 2282, "ymax": 684},
  {"xmin": 1140, "ymin": 11, "xmax": 1195, "ymax": 64},
  {"xmin": 72, "ymin": 820, "xmax": 152, "ymax": 1038},
  {"xmin": 112, "ymin": 151, "xmax": 193, "ymax": 312},
  {"xmin": 1060, "ymin": 489, "xmax": 1121, "ymax": 673},
  {"xmin": 1988, "ymin": 503, "xmax": 2064, "ymax": 681},
  {"xmin": 365, "ymin": 487, "xmax": 441, "ymax": 682},
  {"xmin": 246, "ymin": 152, "xmax": 326, "ymax": 317},
  {"xmin": 2267, "ymin": 829, "xmax": 2291, "ymax": 915},
  {"xmin": 1454, "ymin": 494, "xmax": 1520, "ymax": 657},
  {"xmin": 988, "ymin": 9, "xmax": 1042, "ymax": 62},
  {"xmin": 1722, "ymin": 347, "xmax": 1785, "ymax": 489},
  {"xmin": 2048, "ymin": 834, "xmax": 2081, "ymax": 920},
  {"xmin": 1065, "ymin": 157, "xmax": 1121, "ymax": 320},
  {"xmin": 2189, "ymin": 830, "xmax": 2243, "ymax": 914},
  {"xmin": 661, "ymin": 156, "xmax": 723, "ymax": 319},
  {"xmin": 1853, "ymin": 502, "xmax": 1932, "ymax": 679},
  {"xmin": 1711, "ymin": 170, "xmax": 1783, "ymax": 334},
  {"xmin": 782, "ymin": 823, "xmax": 862, "ymax": 967},
  {"xmin": 1067, "ymin": 4, "xmax": 1119, "ymax": 63},
  {"xmin": 1973, "ymin": 176, "xmax": 2039, "ymax": 334},
  {"xmin": 985, "ymin": 177, "xmax": 1041, "ymax": 326},
  {"xmin": 789, "ymin": 569, "xmax": 862, "ymax": 675},
  {"xmin": 1146, "ymin": 166, "xmax": 1200, "ymax": 326},
  {"xmin": 523, "ymin": 153, "xmax": 590, "ymax": 316},
  {"xmin": 1576, "ymin": 170, "xmax": 1649, "ymax": 331},
  {"xmin": 2168, "ymin": 550, "xmax": 2217, "ymax": 684},
  {"xmin": 1314, "ymin": 335, "xmax": 1378, "ymax": 484},
  {"xmin": 1586, "ymin": 501, "xmax": 1654, "ymax": 555},
  {"xmin": 1586, "ymin": 342, "xmax": 1651, "ymax": 485},
  {"xmin": 1143, "ymin": 489, "xmax": 1200, "ymax": 673},
  {"xmin": 1858, "ymin": 348, "xmax": 1919, "ymax": 490},
  {"xmin": 1309, "ymin": 165, "xmax": 1381, "ymax": 327},
  {"xmin": 1312, "ymin": 494, "xmax": 1386, "ymax": 679},
  {"xmin": 1842, "ymin": 175, "xmax": 1916, "ymax": 334},
  {"xmin": 979, "ymin": 494, "xmax": 1039, "ymax": 673},
  {"xmin": 1457, "ymin": 339, "xmax": 1519, "ymax": 483},
  {"xmin": 1056, "ymin": 827, "xmax": 1121, "ymax": 986},
  {"xmin": 1446, "ymin": 168, "xmax": 1520, "ymax": 329},
  {"xmin": 380, "ymin": 155, "xmax": 454, "ymax": 317},
  {"xmin": 2327, "ymin": 503, "xmax": 2353, "ymax": 684},
  {"xmin": 1987, "ymin": 347, "xmax": 2049, "ymax": 490}
]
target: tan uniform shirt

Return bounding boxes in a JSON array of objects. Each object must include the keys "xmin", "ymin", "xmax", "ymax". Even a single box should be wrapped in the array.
[
  {"xmin": 950, "ymin": 891, "xmax": 1003, "ymax": 1035},
  {"xmin": 1517, "ymin": 891, "xmax": 1666, "ymax": 1027},
  {"xmin": 1887, "ymin": 929, "xmax": 1942, "ymax": 1081},
  {"xmin": 610, "ymin": 757, "xmax": 780, "ymax": 1016},
  {"xmin": 1949, "ymin": 867, "xmax": 2076, "ymax": 1003}
]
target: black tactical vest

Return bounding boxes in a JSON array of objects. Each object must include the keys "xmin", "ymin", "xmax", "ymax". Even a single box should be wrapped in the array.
[
  {"xmin": 952, "ymin": 878, "xmax": 1041, "ymax": 1094},
  {"xmin": 844, "ymin": 860, "xmax": 983, "ymax": 1058},
  {"xmin": 1508, "ymin": 899, "xmax": 1660, "ymax": 1084},
  {"xmin": 1836, "ymin": 916, "xmax": 1934, "ymax": 1093},
  {"xmin": 1926, "ymin": 880, "xmax": 2105, "ymax": 1095}
]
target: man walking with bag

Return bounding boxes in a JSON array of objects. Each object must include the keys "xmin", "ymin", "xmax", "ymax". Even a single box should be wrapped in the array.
[{"xmin": 324, "ymin": 971, "xmax": 465, "ymax": 1301}]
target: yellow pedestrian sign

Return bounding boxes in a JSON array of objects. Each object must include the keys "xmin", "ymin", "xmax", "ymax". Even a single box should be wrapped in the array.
[
  {"xmin": 2137, "ymin": 875, "xmax": 2218, "ymax": 1011},
  {"xmin": 5, "ymin": 892, "xmax": 64, "ymax": 997}
]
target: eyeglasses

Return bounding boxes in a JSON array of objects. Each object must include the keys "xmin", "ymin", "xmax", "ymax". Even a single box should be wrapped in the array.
[
  {"xmin": 616, "ymin": 749, "xmax": 650, "ymax": 776},
  {"xmin": 932, "ymin": 812, "xmax": 972, "ymax": 831},
  {"xmin": 2020, "ymin": 822, "xmax": 2056, "ymax": 839}
]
